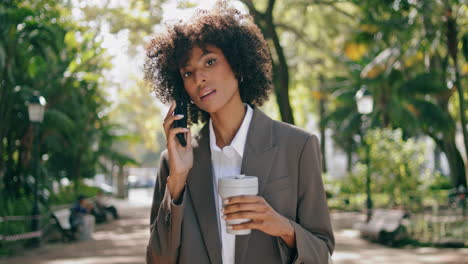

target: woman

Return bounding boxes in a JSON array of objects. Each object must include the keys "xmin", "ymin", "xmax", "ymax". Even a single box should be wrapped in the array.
[{"xmin": 144, "ymin": 3, "xmax": 334, "ymax": 264}]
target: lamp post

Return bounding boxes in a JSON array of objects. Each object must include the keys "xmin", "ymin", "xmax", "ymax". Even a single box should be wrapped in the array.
[
  {"xmin": 27, "ymin": 92, "xmax": 46, "ymax": 247},
  {"xmin": 355, "ymin": 86, "xmax": 373, "ymax": 223}
]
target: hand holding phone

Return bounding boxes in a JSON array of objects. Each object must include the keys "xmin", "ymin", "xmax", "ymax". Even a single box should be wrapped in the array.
[
  {"xmin": 173, "ymin": 98, "xmax": 188, "ymax": 147},
  {"xmin": 163, "ymin": 101, "xmax": 193, "ymax": 200}
]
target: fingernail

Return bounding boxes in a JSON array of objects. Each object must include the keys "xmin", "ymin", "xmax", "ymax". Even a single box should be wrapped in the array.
[
  {"xmin": 227, "ymin": 225, "xmax": 233, "ymax": 230},
  {"xmin": 223, "ymin": 199, "xmax": 229, "ymax": 204},
  {"xmin": 176, "ymin": 114, "xmax": 184, "ymax": 118}
]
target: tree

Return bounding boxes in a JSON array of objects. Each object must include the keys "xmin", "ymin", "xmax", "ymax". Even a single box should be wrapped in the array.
[
  {"xmin": 239, "ymin": 0, "xmax": 294, "ymax": 124},
  {"xmin": 77, "ymin": 0, "xmax": 167, "ymax": 54},
  {"xmin": 73, "ymin": 0, "xmax": 167, "ymax": 165},
  {"xmin": 108, "ymin": 79, "xmax": 164, "ymax": 167},
  {"xmin": 0, "ymin": 0, "xmax": 68, "ymax": 197},
  {"xmin": 0, "ymin": 0, "xmax": 135, "ymax": 201},
  {"xmin": 331, "ymin": 0, "xmax": 467, "ymax": 188}
]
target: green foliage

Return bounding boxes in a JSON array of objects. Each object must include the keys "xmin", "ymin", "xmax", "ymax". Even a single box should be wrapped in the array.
[
  {"xmin": 429, "ymin": 172, "xmax": 453, "ymax": 191},
  {"xmin": 0, "ymin": 195, "xmax": 44, "ymax": 256},
  {"xmin": 328, "ymin": 128, "xmax": 455, "ymax": 212},
  {"xmin": 0, "ymin": 196, "xmax": 35, "ymax": 242},
  {"xmin": 324, "ymin": 0, "xmax": 467, "ymax": 188},
  {"xmin": 0, "ymin": 0, "xmax": 136, "ymax": 203},
  {"xmin": 0, "ymin": 196, "xmax": 34, "ymax": 219},
  {"xmin": 78, "ymin": 0, "xmax": 166, "ymax": 56},
  {"xmin": 108, "ymin": 80, "xmax": 162, "ymax": 167},
  {"xmin": 0, "ymin": 181, "xmax": 101, "ymax": 257},
  {"xmin": 364, "ymin": 128, "xmax": 430, "ymax": 209},
  {"xmin": 48, "ymin": 181, "xmax": 101, "ymax": 206}
]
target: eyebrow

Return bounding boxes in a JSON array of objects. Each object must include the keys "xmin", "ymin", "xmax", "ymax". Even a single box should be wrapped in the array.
[{"xmin": 182, "ymin": 49, "xmax": 215, "ymax": 68}]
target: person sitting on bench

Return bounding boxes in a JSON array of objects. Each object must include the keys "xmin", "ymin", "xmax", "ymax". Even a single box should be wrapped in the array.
[
  {"xmin": 70, "ymin": 195, "xmax": 95, "ymax": 240},
  {"xmin": 94, "ymin": 190, "xmax": 119, "ymax": 220}
]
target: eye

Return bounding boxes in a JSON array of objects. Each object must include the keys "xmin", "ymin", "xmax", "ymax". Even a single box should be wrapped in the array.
[
  {"xmin": 206, "ymin": 58, "xmax": 217, "ymax": 66},
  {"xmin": 182, "ymin": 71, "xmax": 192, "ymax": 78}
]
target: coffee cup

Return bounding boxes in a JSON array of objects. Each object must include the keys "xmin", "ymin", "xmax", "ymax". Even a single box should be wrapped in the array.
[{"xmin": 218, "ymin": 174, "xmax": 258, "ymax": 235}]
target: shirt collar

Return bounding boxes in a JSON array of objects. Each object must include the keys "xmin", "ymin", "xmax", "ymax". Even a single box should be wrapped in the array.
[{"xmin": 209, "ymin": 104, "xmax": 253, "ymax": 158}]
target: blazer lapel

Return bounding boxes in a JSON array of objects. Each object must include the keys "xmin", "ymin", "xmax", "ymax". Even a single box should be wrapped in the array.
[
  {"xmin": 235, "ymin": 107, "xmax": 278, "ymax": 264},
  {"xmin": 186, "ymin": 125, "xmax": 222, "ymax": 264}
]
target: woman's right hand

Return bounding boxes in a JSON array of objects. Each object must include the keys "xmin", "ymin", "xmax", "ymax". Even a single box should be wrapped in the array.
[{"xmin": 163, "ymin": 101, "xmax": 193, "ymax": 200}]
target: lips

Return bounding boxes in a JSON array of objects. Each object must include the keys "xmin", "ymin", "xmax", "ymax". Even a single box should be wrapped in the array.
[
  {"xmin": 199, "ymin": 87, "xmax": 216, "ymax": 99},
  {"xmin": 201, "ymin": 90, "xmax": 215, "ymax": 98}
]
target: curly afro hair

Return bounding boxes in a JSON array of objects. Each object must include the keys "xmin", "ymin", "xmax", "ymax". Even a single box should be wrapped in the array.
[{"xmin": 144, "ymin": 1, "xmax": 273, "ymax": 125}]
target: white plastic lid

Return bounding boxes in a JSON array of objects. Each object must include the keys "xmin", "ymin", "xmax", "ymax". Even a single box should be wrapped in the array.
[{"xmin": 218, "ymin": 175, "xmax": 258, "ymax": 188}]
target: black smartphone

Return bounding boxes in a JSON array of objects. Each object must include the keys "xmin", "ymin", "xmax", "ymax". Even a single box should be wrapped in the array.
[{"xmin": 173, "ymin": 97, "xmax": 188, "ymax": 147}]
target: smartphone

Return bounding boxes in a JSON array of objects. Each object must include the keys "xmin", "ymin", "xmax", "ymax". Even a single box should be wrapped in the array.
[{"xmin": 173, "ymin": 96, "xmax": 188, "ymax": 147}]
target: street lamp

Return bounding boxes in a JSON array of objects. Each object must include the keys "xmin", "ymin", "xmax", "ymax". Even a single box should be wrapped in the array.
[
  {"xmin": 355, "ymin": 85, "xmax": 373, "ymax": 222},
  {"xmin": 27, "ymin": 92, "xmax": 46, "ymax": 247}
]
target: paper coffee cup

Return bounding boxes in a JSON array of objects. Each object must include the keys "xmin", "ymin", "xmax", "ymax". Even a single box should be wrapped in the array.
[{"xmin": 218, "ymin": 174, "xmax": 258, "ymax": 235}]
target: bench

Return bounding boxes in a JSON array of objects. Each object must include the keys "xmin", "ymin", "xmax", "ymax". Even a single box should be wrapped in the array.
[
  {"xmin": 354, "ymin": 209, "xmax": 409, "ymax": 246},
  {"xmin": 51, "ymin": 208, "xmax": 76, "ymax": 242}
]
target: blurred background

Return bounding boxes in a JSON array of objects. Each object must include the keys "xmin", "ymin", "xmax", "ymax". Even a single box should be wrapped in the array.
[{"xmin": 0, "ymin": 0, "xmax": 467, "ymax": 263}]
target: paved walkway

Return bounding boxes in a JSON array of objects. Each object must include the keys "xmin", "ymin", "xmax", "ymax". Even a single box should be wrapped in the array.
[
  {"xmin": 331, "ymin": 212, "xmax": 468, "ymax": 264},
  {"xmin": 0, "ymin": 189, "xmax": 154, "ymax": 264},
  {"xmin": 1, "ymin": 189, "xmax": 467, "ymax": 264}
]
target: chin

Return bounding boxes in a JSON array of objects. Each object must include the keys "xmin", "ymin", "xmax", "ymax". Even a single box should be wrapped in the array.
[
  {"xmin": 195, "ymin": 101, "xmax": 224, "ymax": 115},
  {"xmin": 199, "ymin": 105, "xmax": 221, "ymax": 115}
]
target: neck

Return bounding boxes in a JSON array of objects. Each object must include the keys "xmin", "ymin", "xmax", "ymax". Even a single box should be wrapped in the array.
[{"xmin": 210, "ymin": 102, "xmax": 246, "ymax": 148}]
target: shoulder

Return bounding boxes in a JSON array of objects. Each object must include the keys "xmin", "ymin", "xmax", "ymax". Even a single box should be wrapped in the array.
[
  {"xmin": 250, "ymin": 107, "xmax": 319, "ymax": 154},
  {"xmin": 158, "ymin": 149, "xmax": 169, "ymax": 164},
  {"xmin": 271, "ymin": 119, "xmax": 318, "ymax": 147},
  {"xmin": 251, "ymin": 107, "xmax": 318, "ymax": 147},
  {"xmin": 158, "ymin": 150, "xmax": 170, "ymax": 172}
]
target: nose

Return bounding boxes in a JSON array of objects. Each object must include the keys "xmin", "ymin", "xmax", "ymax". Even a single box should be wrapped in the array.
[{"xmin": 194, "ymin": 69, "xmax": 207, "ymax": 86}]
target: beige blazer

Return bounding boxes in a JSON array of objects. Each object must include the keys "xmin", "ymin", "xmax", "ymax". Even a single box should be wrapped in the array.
[{"xmin": 147, "ymin": 107, "xmax": 334, "ymax": 264}]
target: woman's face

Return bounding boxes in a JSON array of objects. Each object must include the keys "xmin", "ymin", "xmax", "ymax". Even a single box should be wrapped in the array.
[{"xmin": 179, "ymin": 44, "xmax": 241, "ymax": 114}]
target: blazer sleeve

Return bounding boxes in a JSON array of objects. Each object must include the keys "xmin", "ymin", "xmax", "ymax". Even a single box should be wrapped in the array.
[
  {"xmin": 287, "ymin": 134, "xmax": 335, "ymax": 264},
  {"xmin": 146, "ymin": 150, "xmax": 187, "ymax": 264}
]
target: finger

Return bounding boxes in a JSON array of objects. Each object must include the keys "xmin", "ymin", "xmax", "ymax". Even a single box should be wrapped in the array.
[
  {"xmin": 164, "ymin": 101, "xmax": 177, "ymax": 121},
  {"xmin": 224, "ymin": 211, "xmax": 265, "ymax": 221},
  {"xmin": 168, "ymin": 127, "xmax": 189, "ymax": 137},
  {"xmin": 168, "ymin": 127, "xmax": 190, "ymax": 146},
  {"xmin": 163, "ymin": 114, "xmax": 185, "ymax": 135},
  {"xmin": 223, "ymin": 202, "xmax": 268, "ymax": 214},
  {"xmin": 224, "ymin": 195, "xmax": 263, "ymax": 205},
  {"xmin": 186, "ymin": 128, "xmax": 192, "ymax": 148},
  {"xmin": 228, "ymin": 221, "xmax": 261, "ymax": 231}
]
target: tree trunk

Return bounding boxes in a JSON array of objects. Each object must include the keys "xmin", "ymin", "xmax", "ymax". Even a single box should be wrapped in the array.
[
  {"xmin": 266, "ymin": 18, "xmax": 294, "ymax": 124},
  {"xmin": 346, "ymin": 146, "xmax": 353, "ymax": 173},
  {"xmin": 434, "ymin": 146, "xmax": 442, "ymax": 173},
  {"xmin": 422, "ymin": 2, "xmax": 467, "ymax": 188},
  {"xmin": 73, "ymin": 156, "xmax": 82, "ymax": 195},
  {"xmin": 15, "ymin": 141, "xmax": 25, "ymax": 195},
  {"xmin": 240, "ymin": 0, "xmax": 295, "ymax": 124},
  {"xmin": 445, "ymin": 6, "xmax": 468, "ymax": 174},
  {"xmin": 432, "ymin": 133, "xmax": 467, "ymax": 188},
  {"xmin": 5, "ymin": 129, "xmax": 15, "ymax": 197},
  {"xmin": 319, "ymin": 75, "xmax": 327, "ymax": 173},
  {"xmin": 110, "ymin": 160, "xmax": 115, "ymax": 188},
  {"xmin": 116, "ymin": 165, "xmax": 127, "ymax": 199},
  {"xmin": 0, "ymin": 57, "xmax": 15, "ymax": 183}
]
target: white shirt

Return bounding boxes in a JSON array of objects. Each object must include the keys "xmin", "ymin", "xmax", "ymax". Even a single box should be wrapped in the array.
[{"xmin": 209, "ymin": 104, "xmax": 253, "ymax": 264}]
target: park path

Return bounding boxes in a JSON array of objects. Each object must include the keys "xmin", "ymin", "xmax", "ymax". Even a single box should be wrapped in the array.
[
  {"xmin": 1, "ymin": 189, "xmax": 467, "ymax": 264},
  {"xmin": 0, "ymin": 189, "xmax": 153, "ymax": 264},
  {"xmin": 331, "ymin": 212, "xmax": 467, "ymax": 264}
]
